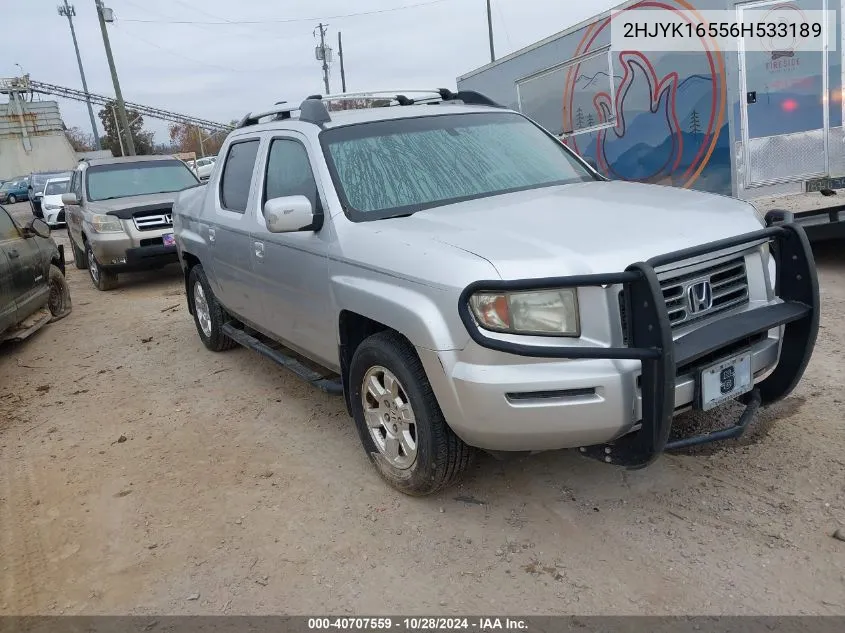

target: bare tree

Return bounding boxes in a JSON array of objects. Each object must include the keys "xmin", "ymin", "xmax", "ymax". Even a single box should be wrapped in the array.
[{"xmin": 65, "ymin": 126, "xmax": 96, "ymax": 152}]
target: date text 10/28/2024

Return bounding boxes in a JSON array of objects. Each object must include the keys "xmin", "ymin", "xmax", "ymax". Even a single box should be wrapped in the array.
[{"xmin": 307, "ymin": 618, "xmax": 529, "ymax": 631}]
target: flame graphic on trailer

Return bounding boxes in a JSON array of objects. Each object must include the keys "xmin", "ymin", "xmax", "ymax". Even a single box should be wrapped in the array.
[
  {"xmin": 593, "ymin": 51, "xmax": 685, "ymax": 181},
  {"xmin": 561, "ymin": 0, "xmax": 727, "ymax": 190}
]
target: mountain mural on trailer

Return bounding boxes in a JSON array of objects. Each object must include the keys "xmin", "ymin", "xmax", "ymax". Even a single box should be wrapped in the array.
[{"xmin": 564, "ymin": 48, "xmax": 733, "ymax": 195}]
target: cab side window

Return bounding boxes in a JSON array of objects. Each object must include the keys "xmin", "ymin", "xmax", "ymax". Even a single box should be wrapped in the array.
[
  {"xmin": 263, "ymin": 139, "xmax": 321, "ymax": 212},
  {"xmin": 0, "ymin": 208, "xmax": 20, "ymax": 241},
  {"xmin": 220, "ymin": 140, "xmax": 260, "ymax": 213},
  {"xmin": 71, "ymin": 171, "xmax": 82, "ymax": 199}
]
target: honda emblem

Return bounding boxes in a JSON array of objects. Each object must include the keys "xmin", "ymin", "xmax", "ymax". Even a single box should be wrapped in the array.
[{"xmin": 686, "ymin": 280, "xmax": 713, "ymax": 315}]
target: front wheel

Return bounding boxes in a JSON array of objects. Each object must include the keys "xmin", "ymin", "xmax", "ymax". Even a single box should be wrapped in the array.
[
  {"xmin": 349, "ymin": 331, "xmax": 474, "ymax": 496},
  {"xmin": 85, "ymin": 241, "xmax": 118, "ymax": 291},
  {"xmin": 47, "ymin": 264, "xmax": 72, "ymax": 321}
]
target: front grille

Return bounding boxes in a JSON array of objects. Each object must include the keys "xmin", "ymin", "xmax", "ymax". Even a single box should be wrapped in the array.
[
  {"xmin": 56, "ymin": 210, "xmax": 65, "ymax": 223},
  {"xmin": 620, "ymin": 254, "xmax": 750, "ymax": 343},
  {"xmin": 660, "ymin": 256, "xmax": 749, "ymax": 327},
  {"xmin": 140, "ymin": 237, "xmax": 164, "ymax": 247},
  {"xmin": 133, "ymin": 213, "xmax": 173, "ymax": 231}
]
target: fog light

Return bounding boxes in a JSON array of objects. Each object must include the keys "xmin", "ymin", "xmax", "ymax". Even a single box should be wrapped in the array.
[{"xmin": 111, "ymin": 256, "xmax": 126, "ymax": 265}]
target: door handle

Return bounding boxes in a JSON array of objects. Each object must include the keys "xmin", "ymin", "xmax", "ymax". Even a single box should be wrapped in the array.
[
  {"xmin": 8, "ymin": 249, "xmax": 19, "ymax": 259},
  {"xmin": 208, "ymin": 227, "xmax": 215, "ymax": 243},
  {"xmin": 254, "ymin": 241, "xmax": 264, "ymax": 259}
]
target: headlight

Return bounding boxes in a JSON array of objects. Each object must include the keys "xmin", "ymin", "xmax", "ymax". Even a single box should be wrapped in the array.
[
  {"xmin": 89, "ymin": 213, "xmax": 125, "ymax": 233},
  {"xmin": 43, "ymin": 203, "xmax": 62, "ymax": 211},
  {"xmin": 468, "ymin": 288, "xmax": 580, "ymax": 336}
]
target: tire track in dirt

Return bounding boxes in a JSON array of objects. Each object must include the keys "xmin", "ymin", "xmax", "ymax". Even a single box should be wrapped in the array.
[{"xmin": 0, "ymin": 426, "xmax": 51, "ymax": 614}]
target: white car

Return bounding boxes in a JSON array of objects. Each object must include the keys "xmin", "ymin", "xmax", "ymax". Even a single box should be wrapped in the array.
[
  {"xmin": 40, "ymin": 177, "xmax": 71, "ymax": 227},
  {"xmin": 194, "ymin": 157, "xmax": 216, "ymax": 181}
]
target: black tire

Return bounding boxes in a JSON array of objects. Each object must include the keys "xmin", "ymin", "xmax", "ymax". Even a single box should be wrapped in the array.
[
  {"xmin": 85, "ymin": 240, "xmax": 119, "ymax": 291},
  {"xmin": 187, "ymin": 265, "xmax": 236, "ymax": 352},
  {"xmin": 8, "ymin": 195, "xmax": 16, "ymax": 204},
  {"xmin": 349, "ymin": 331, "xmax": 474, "ymax": 496},
  {"xmin": 47, "ymin": 264, "xmax": 72, "ymax": 321},
  {"xmin": 69, "ymin": 229, "xmax": 86, "ymax": 270}
]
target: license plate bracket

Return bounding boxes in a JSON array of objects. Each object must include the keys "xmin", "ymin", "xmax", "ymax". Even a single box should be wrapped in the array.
[{"xmin": 698, "ymin": 350, "xmax": 753, "ymax": 411}]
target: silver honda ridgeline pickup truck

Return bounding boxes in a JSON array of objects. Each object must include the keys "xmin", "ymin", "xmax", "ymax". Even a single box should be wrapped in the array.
[{"xmin": 172, "ymin": 90, "xmax": 819, "ymax": 496}]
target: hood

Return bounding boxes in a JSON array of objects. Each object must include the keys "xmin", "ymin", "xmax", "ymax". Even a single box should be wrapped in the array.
[
  {"xmin": 87, "ymin": 192, "xmax": 180, "ymax": 215},
  {"xmin": 377, "ymin": 181, "xmax": 764, "ymax": 279},
  {"xmin": 41, "ymin": 194, "xmax": 65, "ymax": 206}
]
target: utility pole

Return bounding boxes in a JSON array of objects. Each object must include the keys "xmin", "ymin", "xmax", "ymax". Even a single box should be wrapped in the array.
[
  {"xmin": 486, "ymin": 0, "xmax": 496, "ymax": 62},
  {"xmin": 95, "ymin": 0, "xmax": 136, "ymax": 155},
  {"xmin": 316, "ymin": 23, "xmax": 330, "ymax": 95},
  {"xmin": 338, "ymin": 32, "xmax": 347, "ymax": 93},
  {"xmin": 59, "ymin": 1, "xmax": 101, "ymax": 150}
]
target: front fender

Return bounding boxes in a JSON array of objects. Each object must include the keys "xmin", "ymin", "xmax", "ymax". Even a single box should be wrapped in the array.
[{"xmin": 332, "ymin": 275, "xmax": 469, "ymax": 351}]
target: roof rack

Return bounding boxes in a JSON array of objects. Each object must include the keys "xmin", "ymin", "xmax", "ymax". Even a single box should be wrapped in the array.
[{"xmin": 235, "ymin": 88, "xmax": 503, "ymax": 130}]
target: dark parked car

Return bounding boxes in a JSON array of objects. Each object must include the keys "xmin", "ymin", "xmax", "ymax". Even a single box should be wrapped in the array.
[
  {"xmin": 0, "ymin": 178, "xmax": 29, "ymax": 204},
  {"xmin": 0, "ymin": 205, "xmax": 71, "ymax": 343},
  {"xmin": 28, "ymin": 171, "xmax": 71, "ymax": 218}
]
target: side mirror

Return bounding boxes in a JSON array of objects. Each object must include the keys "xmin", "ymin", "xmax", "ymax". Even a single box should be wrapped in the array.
[
  {"xmin": 263, "ymin": 195, "xmax": 315, "ymax": 233},
  {"xmin": 61, "ymin": 192, "xmax": 79, "ymax": 205},
  {"xmin": 27, "ymin": 218, "xmax": 50, "ymax": 239}
]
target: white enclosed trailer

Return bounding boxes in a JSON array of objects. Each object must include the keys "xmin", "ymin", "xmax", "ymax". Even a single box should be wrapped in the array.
[{"xmin": 458, "ymin": 0, "xmax": 845, "ymax": 240}]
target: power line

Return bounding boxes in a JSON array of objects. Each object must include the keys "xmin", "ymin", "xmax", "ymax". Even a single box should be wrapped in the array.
[
  {"xmin": 119, "ymin": 0, "xmax": 452, "ymax": 25},
  {"xmin": 115, "ymin": 26, "xmax": 248, "ymax": 74},
  {"xmin": 493, "ymin": 0, "xmax": 514, "ymax": 53}
]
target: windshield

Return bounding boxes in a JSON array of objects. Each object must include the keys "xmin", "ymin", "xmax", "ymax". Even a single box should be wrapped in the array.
[
  {"xmin": 44, "ymin": 180, "xmax": 70, "ymax": 196},
  {"xmin": 31, "ymin": 173, "xmax": 66, "ymax": 192},
  {"xmin": 320, "ymin": 111, "xmax": 595, "ymax": 220},
  {"xmin": 86, "ymin": 160, "xmax": 199, "ymax": 201},
  {"xmin": 0, "ymin": 182, "xmax": 16, "ymax": 191}
]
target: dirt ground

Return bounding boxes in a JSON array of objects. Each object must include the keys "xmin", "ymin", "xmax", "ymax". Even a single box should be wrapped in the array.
[{"xmin": 1, "ymin": 201, "xmax": 844, "ymax": 616}]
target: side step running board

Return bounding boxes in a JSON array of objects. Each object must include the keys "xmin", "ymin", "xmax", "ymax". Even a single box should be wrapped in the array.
[{"xmin": 222, "ymin": 323, "xmax": 343, "ymax": 395}]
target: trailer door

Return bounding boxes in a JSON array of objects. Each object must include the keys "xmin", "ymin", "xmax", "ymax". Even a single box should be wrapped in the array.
[{"xmin": 738, "ymin": 0, "xmax": 829, "ymax": 188}]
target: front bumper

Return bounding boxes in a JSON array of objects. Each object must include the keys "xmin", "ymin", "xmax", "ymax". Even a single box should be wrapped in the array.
[
  {"xmin": 792, "ymin": 204, "xmax": 845, "ymax": 242},
  {"xmin": 88, "ymin": 226, "xmax": 178, "ymax": 272},
  {"xmin": 43, "ymin": 208, "xmax": 65, "ymax": 226},
  {"xmin": 433, "ymin": 222, "xmax": 818, "ymax": 467}
]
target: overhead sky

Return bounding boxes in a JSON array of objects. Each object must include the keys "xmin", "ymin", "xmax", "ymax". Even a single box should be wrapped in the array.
[{"xmin": 3, "ymin": 0, "xmax": 620, "ymax": 145}]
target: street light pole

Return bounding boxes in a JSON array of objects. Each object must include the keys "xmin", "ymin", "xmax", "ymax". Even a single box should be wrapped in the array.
[
  {"xmin": 486, "ymin": 0, "xmax": 496, "ymax": 63},
  {"xmin": 95, "ymin": 0, "xmax": 136, "ymax": 155},
  {"xmin": 58, "ymin": 1, "xmax": 102, "ymax": 150}
]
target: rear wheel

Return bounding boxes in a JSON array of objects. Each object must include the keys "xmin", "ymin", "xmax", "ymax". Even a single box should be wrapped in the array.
[
  {"xmin": 349, "ymin": 331, "xmax": 474, "ymax": 496},
  {"xmin": 8, "ymin": 195, "xmax": 16, "ymax": 204},
  {"xmin": 188, "ymin": 265, "xmax": 236, "ymax": 352},
  {"xmin": 85, "ymin": 241, "xmax": 118, "ymax": 291}
]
